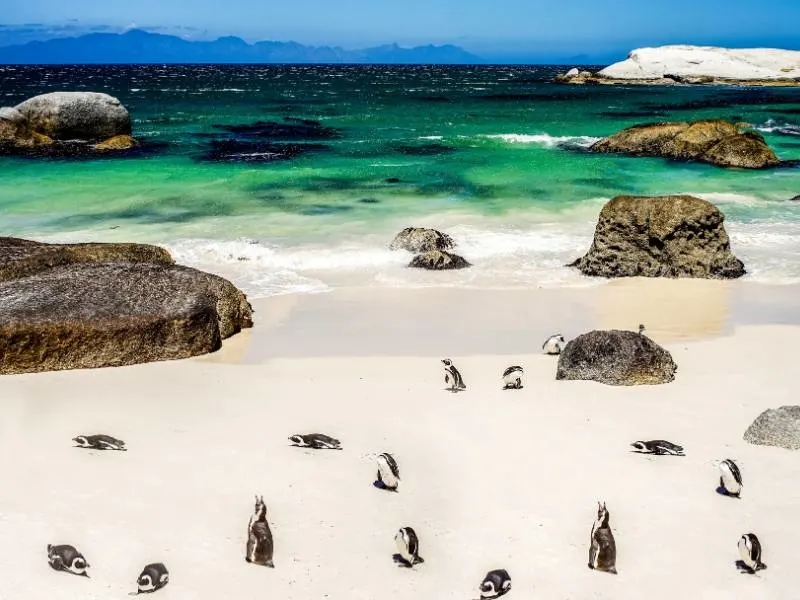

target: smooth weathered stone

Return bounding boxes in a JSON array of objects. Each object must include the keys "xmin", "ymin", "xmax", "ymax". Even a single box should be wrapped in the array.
[
  {"xmin": 389, "ymin": 227, "xmax": 455, "ymax": 253},
  {"xmin": 408, "ymin": 250, "xmax": 471, "ymax": 270},
  {"xmin": 15, "ymin": 92, "xmax": 132, "ymax": 141}
]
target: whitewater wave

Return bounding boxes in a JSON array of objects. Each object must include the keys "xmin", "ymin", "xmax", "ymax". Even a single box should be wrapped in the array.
[
  {"xmin": 484, "ymin": 133, "xmax": 601, "ymax": 149},
  {"xmin": 755, "ymin": 119, "xmax": 800, "ymax": 137}
]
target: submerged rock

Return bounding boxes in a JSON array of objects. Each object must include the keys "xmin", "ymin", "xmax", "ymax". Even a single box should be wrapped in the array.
[
  {"xmin": 590, "ymin": 119, "xmax": 780, "ymax": 169},
  {"xmin": 213, "ymin": 118, "xmax": 341, "ymax": 140},
  {"xmin": 93, "ymin": 135, "xmax": 138, "ymax": 151},
  {"xmin": 569, "ymin": 195, "xmax": 745, "ymax": 279},
  {"xmin": 15, "ymin": 92, "xmax": 132, "ymax": 141},
  {"xmin": 408, "ymin": 250, "xmax": 471, "ymax": 270},
  {"xmin": 743, "ymin": 406, "xmax": 800, "ymax": 450},
  {"xmin": 556, "ymin": 329, "xmax": 677, "ymax": 386},
  {"xmin": 0, "ymin": 238, "xmax": 253, "ymax": 375},
  {"xmin": 389, "ymin": 227, "xmax": 455, "ymax": 253},
  {"xmin": 198, "ymin": 140, "xmax": 329, "ymax": 163}
]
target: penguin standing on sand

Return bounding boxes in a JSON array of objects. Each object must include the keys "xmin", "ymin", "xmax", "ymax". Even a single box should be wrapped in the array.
[
  {"xmin": 718, "ymin": 459, "xmax": 743, "ymax": 497},
  {"xmin": 376, "ymin": 452, "xmax": 400, "ymax": 491},
  {"xmin": 134, "ymin": 563, "xmax": 169, "ymax": 594},
  {"xmin": 630, "ymin": 440, "xmax": 685, "ymax": 456},
  {"xmin": 394, "ymin": 527, "xmax": 424, "ymax": 567},
  {"xmin": 288, "ymin": 434, "xmax": 342, "ymax": 450},
  {"xmin": 588, "ymin": 502, "xmax": 617, "ymax": 574},
  {"xmin": 738, "ymin": 533, "xmax": 766, "ymax": 573},
  {"xmin": 47, "ymin": 544, "xmax": 90, "ymax": 577},
  {"xmin": 72, "ymin": 434, "xmax": 126, "ymax": 451},
  {"xmin": 502, "ymin": 366, "xmax": 524, "ymax": 390},
  {"xmin": 246, "ymin": 495, "xmax": 275, "ymax": 567},
  {"xmin": 442, "ymin": 359, "xmax": 466, "ymax": 392},
  {"xmin": 479, "ymin": 569, "xmax": 512, "ymax": 599},
  {"xmin": 542, "ymin": 334, "xmax": 566, "ymax": 355}
]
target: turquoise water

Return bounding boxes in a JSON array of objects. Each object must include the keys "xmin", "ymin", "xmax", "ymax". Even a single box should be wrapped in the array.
[{"xmin": 1, "ymin": 65, "xmax": 799, "ymax": 296}]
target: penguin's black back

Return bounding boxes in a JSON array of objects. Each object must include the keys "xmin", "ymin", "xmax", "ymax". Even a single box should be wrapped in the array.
[
  {"xmin": 502, "ymin": 366, "xmax": 523, "ymax": 378},
  {"xmin": 380, "ymin": 453, "xmax": 400, "ymax": 478},
  {"xmin": 724, "ymin": 459, "xmax": 743, "ymax": 484}
]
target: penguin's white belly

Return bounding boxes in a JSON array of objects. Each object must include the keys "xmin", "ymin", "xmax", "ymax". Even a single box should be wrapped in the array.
[
  {"xmin": 544, "ymin": 341, "xmax": 561, "ymax": 354},
  {"xmin": 722, "ymin": 471, "xmax": 741, "ymax": 494},
  {"xmin": 737, "ymin": 538, "xmax": 751, "ymax": 566},
  {"xmin": 503, "ymin": 373, "xmax": 521, "ymax": 385},
  {"xmin": 379, "ymin": 464, "xmax": 398, "ymax": 488},
  {"xmin": 395, "ymin": 534, "xmax": 411, "ymax": 561}
]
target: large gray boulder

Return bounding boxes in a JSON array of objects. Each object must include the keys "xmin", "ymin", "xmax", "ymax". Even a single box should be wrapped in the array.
[
  {"xmin": 0, "ymin": 238, "xmax": 253, "ymax": 375},
  {"xmin": 569, "ymin": 195, "xmax": 745, "ymax": 279},
  {"xmin": 408, "ymin": 250, "xmax": 471, "ymax": 270},
  {"xmin": 743, "ymin": 406, "xmax": 800, "ymax": 450},
  {"xmin": 590, "ymin": 119, "xmax": 780, "ymax": 169},
  {"xmin": 389, "ymin": 227, "xmax": 455, "ymax": 253},
  {"xmin": 556, "ymin": 330, "xmax": 677, "ymax": 386},
  {"xmin": 15, "ymin": 92, "xmax": 132, "ymax": 141}
]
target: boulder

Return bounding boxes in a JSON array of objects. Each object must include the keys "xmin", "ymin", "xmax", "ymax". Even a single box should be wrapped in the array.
[
  {"xmin": 408, "ymin": 250, "xmax": 471, "ymax": 270},
  {"xmin": 93, "ymin": 135, "xmax": 138, "ymax": 151},
  {"xmin": 743, "ymin": 406, "xmax": 800, "ymax": 450},
  {"xmin": 590, "ymin": 119, "xmax": 780, "ymax": 169},
  {"xmin": 565, "ymin": 67, "xmax": 580, "ymax": 77},
  {"xmin": 569, "ymin": 195, "xmax": 745, "ymax": 279},
  {"xmin": 0, "ymin": 238, "xmax": 253, "ymax": 375},
  {"xmin": 389, "ymin": 227, "xmax": 455, "ymax": 253},
  {"xmin": 790, "ymin": 195, "xmax": 800, "ymax": 202},
  {"xmin": 556, "ymin": 329, "xmax": 677, "ymax": 386},
  {"xmin": 15, "ymin": 92, "xmax": 132, "ymax": 141}
]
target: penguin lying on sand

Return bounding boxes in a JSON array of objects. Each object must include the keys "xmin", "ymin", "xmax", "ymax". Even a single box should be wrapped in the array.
[
  {"xmin": 133, "ymin": 563, "xmax": 169, "ymax": 594},
  {"xmin": 288, "ymin": 433, "xmax": 342, "ymax": 450},
  {"xmin": 72, "ymin": 434, "xmax": 126, "ymax": 451},
  {"xmin": 479, "ymin": 569, "xmax": 512, "ymax": 599},
  {"xmin": 630, "ymin": 440, "xmax": 684, "ymax": 456},
  {"xmin": 47, "ymin": 544, "xmax": 89, "ymax": 577}
]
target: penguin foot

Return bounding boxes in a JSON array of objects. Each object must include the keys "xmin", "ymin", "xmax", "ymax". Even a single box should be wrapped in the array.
[{"xmin": 392, "ymin": 554, "xmax": 413, "ymax": 568}]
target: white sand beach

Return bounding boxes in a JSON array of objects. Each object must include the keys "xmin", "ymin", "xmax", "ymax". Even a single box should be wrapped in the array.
[{"xmin": 1, "ymin": 280, "xmax": 799, "ymax": 600}]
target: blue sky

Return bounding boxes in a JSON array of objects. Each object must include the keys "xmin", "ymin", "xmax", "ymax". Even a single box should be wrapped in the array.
[{"xmin": 3, "ymin": 0, "xmax": 800, "ymax": 61}]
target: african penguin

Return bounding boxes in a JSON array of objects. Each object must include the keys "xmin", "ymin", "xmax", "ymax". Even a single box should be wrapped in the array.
[
  {"xmin": 638, "ymin": 324, "xmax": 646, "ymax": 336},
  {"xmin": 542, "ymin": 334, "xmax": 566, "ymax": 355},
  {"xmin": 72, "ymin": 434, "xmax": 126, "ymax": 451},
  {"xmin": 288, "ymin": 433, "xmax": 342, "ymax": 450},
  {"xmin": 246, "ymin": 495, "xmax": 275, "ymax": 567},
  {"xmin": 479, "ymin": 569, "xmax": 512, "ymax": 599},
  {"xmin": 630, "ymin": 440, "xmax": 685, "ymax": 456},
  {"xmin": 441, "ymin": 359, "xmax": 466, "ymax": 392},
  {"xmin": 394, "ymin": 527, "xmax": 424, "ymax": 567},
  {"xmin": 588, "ymin": 502, "xmax": 617, "ymax": 574},
  {"xmin": 738, "ymin": 533, "xmax": 766, "ymax": 573},
  {"xmin": 502, "ymin": 366, "xmax": 524, "ymax": 390},
  {"xmin": 135, "ymin": 563, "xmax": 169, "ymax": 594},
  {"xmin": 376, "ymin": 452, "xmax": 400, "ymax": 491},
  {"xmin": 718, "ymin": 459, "xmax": 743, "ymax": 498},
  {"xmin": 47, "ymin": 544, "xmax": 90, "ymax": 577}
]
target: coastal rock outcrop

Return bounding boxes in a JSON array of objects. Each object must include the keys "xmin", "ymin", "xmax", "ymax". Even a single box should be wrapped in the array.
[
  {"xmin": 389, "ymin": 227, "xmax": 455, "ymax": 253},
  {"xmin": 743, "ymin": 406, "xmax": 800, "ymax": 450},
  {"xmin": 408, "ymin": 250, "xmax": 471, "ymax": 270},
  {"xmin": 590, "ymin": 120, "xmax": 780, "ymax": 169},
  {"xmin": 556, "ymin": 329, "xmax": 677, "ymax": 386},
  {"xmin": 569, "ymin": 195, "xmax": 745, "ymax": 279},
  {"xmin": 557, "ymin": 46, "xmax": 800, "ymax": 86},
  {"xmin": 1, "ymin": 92, "xmax": 142, "ymax": 157},
  {"xmin": 0, "ymin": 237, "xmax": 253, "ymax": 375}
]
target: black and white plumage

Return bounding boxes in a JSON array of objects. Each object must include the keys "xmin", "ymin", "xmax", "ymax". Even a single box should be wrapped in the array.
[
  {"xmin": 441, "ymin": 359, "xmax": 466, "ymax": 392},
  {"xmin": 288, "ymin": 433, "xmax": 342, "ymax": 450},
  {"xmin": 588, "ymin": 502, "xmax": 617, "ymax": 574},
  {"xmin": 246, "ymin": 495, "xmax": 275, "ymax": 568},
  {"xmin": 737, "ymin": 533, "xmax": 766, "ymax": 573},
  {"xmin": 718, "ymin": 459, "xmax": 743, "ymax": 497},
  {"xmin": 72, "ymin": 434, "xmax": 126, "ymax": 451},
  {"xmin": 542, "ymin": 334, "xmax": 566, "ymax": 355},
  {"xmin": 394, "ymin": 527, "xmax": 424, "ymax": 567},
  {"xmin": 502, "ymin": 366, "xmax": 524, "ymax": 390},
  {"xmin": 630, "ymin": 440, "xmax": 685, "ymax": 456},
  {"xmin": 376, "ymin": 452, "xmax": 400, "ymax": 491},
  {"xmin": 135, "ymin": 563, "xmax": 169, "ymax": 594},
  {"xmin": 479, "ymin": 569, "xmax": 512, "ymax": 599},
  {"xmin": 47, "ymin": 544, "xmax": 90, "ymax": 577},
  {"xmin": 638, "ymin": 324, "xmax": 646, "ymax": 336}
]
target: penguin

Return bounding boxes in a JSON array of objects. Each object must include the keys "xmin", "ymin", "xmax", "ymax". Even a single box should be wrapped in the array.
[
  {"xmin": 479, "ymin": 569, "xmax": 512, "ymax": 599},
  {"xmin": 246, "ymin": 495, "xmax": 275, "ymax": 567},
  {"xmin": 72, "ymin": 434, "xmax": 126, "ymax": 451},
  {"xmin": 376, "ymin": 452, "xmax": 400, "ymax": 491},
  {"xmin": 134, "ymin": 563, "xmax": 169, "ymax": 594},
  {"xmin": 638, "ymin": 324, "xmax": 647, "ymax": 336},
  {"xmin": 718, "ymin": 459, "xmax": 743, "ymax": 498},
  {"xmin": 588, "ymin": 502, "xmax": 617, "ymax": 574},
  {"xmin": 394, "ymin": 527, "xmax": 424, "ymax": 567},
  {"xmin": 288, "ymin": 433, "xmax": 342, "ymax": 450},
  {"xmin": 441, "ymin": 359, "xmax": 466, "ymax": 392},
  {"xmin": 737, "ymin": 533, "xmax": 766, "ymax": 573},
  {"xmin": 47, "ymin": 544, "xmax": 90, "ymax": 577},
  {"xmin": 542, "ymin": 334, "xmax": 566, "ymax": 355},
  {"xmin": 630, "ymin": 440, "xmax": 684, "ymax": 456},
  {"xmin": 502, "ymin": 366, "xmax": 524, "ymax": 390}
]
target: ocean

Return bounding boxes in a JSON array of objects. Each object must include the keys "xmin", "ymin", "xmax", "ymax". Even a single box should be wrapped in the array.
[{"xmin": 1, "ymin": 64, "xmax": 799, "ymax": 297}]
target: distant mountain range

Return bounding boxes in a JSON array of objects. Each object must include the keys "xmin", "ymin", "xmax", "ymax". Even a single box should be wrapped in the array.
[{"xmin": 0, "ymin": 29, "xmax": 484, "ymax": 64}]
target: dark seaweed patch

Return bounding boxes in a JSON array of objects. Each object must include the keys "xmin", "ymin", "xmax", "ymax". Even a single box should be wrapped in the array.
[
  {"xmin": 197, "ymin": 140, "xmax": 329, "ymax": 163},
  {"xmin": 642, "ymin": 90, "xmax": 800, "ymax": 112},
  {"xmin": 212, "ymin": 117, "xmax": 341, "ymax": 140},
  {"xmin": 417, "ymin": 96, "xmax": 453, "ymax": 103},
  {"xmin": 359, "ymin": 197, "xmax": 380, "ymax": 204},
  {"xmin": 0, "ymin": 140, "xmax": 169, "ymax": 161},
  {"xmin": 393, "ymin": 143, "xmax": 458, "ymax": 156}
]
